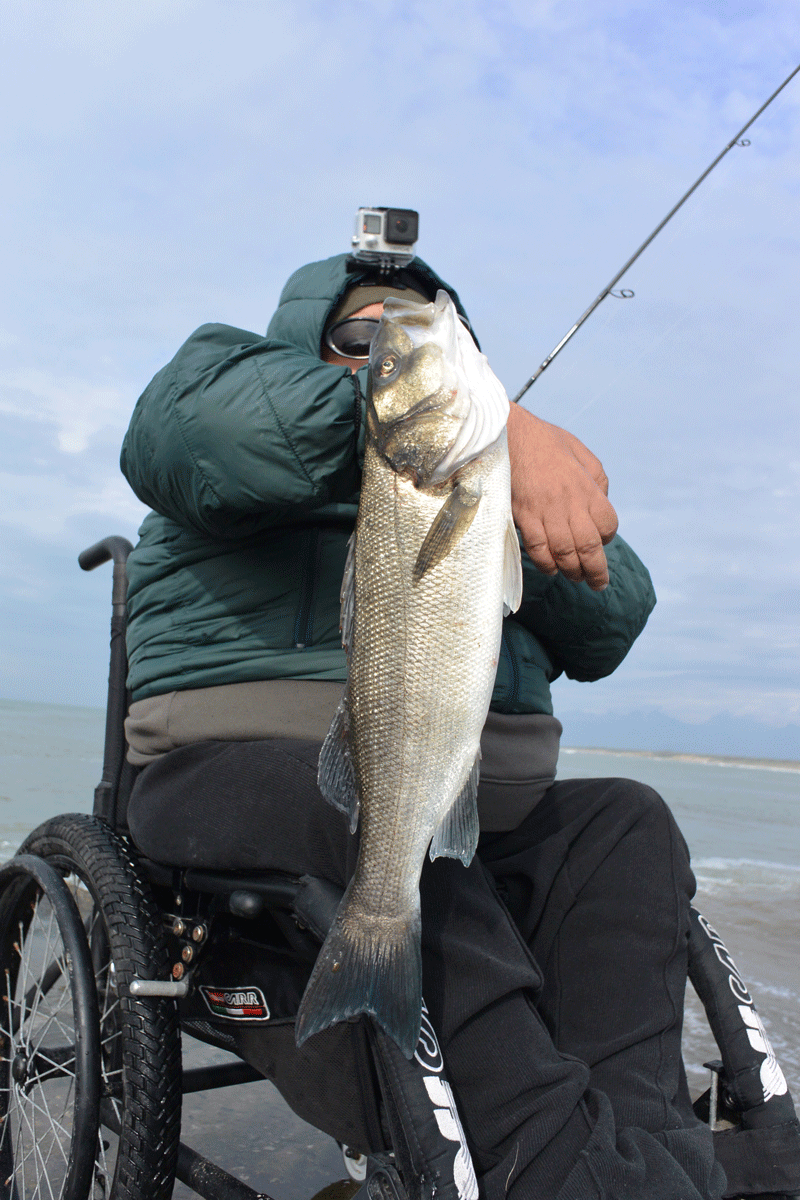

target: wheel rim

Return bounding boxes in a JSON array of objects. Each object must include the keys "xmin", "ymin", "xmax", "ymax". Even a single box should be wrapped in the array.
[
  {"xmin": 19, "ymin": 873, "xmax": 126, "ymax": 1198},
  {"xmin": 78, "ymin": 879, "xmax": 123, "ymax": 1196},
  {"xmin": 3, "ymin": 890, "xmax": 80, "ymax": 1197}
]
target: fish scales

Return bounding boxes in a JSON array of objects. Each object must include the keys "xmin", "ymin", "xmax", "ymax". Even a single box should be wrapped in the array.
[{"xmin": 295, "ymin": 290, "xmax": 521, "ymax": 1057}]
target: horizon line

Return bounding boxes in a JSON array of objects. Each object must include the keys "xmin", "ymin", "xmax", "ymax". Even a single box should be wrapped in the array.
[{"xmin": 560, "ymin": 745, "xmax": 800, "ymax": 772}]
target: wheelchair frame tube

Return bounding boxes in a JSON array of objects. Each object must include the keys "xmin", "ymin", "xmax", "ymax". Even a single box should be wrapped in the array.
[{"xmin": 175, "ymin": 1141, "xmax": 277, "ymax": 1200}]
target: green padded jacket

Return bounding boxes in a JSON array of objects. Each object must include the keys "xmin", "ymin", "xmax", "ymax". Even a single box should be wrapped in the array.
[{"xmin": 120, "ymin": 253, "xmax": 656, "ymax": 710}]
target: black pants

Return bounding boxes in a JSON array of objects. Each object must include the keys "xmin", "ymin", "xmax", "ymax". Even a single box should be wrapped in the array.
[{"xmin": 129, "ymin": 739, "xmax": 726, "ymax": 1199}]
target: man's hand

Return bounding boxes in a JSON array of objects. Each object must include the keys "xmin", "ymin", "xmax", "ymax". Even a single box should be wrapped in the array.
[{"xmin": 506, "ymin": 403, "xmax": 618, "ymax": 591}]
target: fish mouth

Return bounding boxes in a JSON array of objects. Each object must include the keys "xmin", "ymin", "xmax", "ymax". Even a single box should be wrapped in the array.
[
  {"xmin": 367, "ymin": 391, "xmax": 460, "ymax": 486},
  {"xmin": 374, "ymin": 390, "xmax": 453, "ymax": 431}
]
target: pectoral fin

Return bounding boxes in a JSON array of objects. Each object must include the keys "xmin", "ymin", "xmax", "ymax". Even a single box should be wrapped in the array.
[
  {"xmin": 317, "ymin": 696, "xmax": 360, "ymax": 834},
  {"xmin": 413, "ymin": 483, "xmax": 481, "ymax": 584},
  {"xmin": 503, "ymin": 516, "xmax": 523, "ymax": 616},
  {"xmin": 429, "ymin": 754, "xmax": 480, "ymax": 866}
]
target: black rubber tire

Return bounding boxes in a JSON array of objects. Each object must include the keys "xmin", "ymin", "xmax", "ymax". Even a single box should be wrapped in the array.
[
  {"xmin": 17, "ymin": 813, "xmax": 182, "ymax": 1200},
  {"xmin": 0, "ymin": 854, "xmax": 102, "ymax": 1200}
]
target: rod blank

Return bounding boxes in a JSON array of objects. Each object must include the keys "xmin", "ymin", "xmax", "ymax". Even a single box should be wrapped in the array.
[{"xmin": 511, "ymin": 61, "xmax": 800, "ymax": 404}]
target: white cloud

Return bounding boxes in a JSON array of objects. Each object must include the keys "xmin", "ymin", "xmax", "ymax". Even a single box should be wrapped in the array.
[
  {"xmin": 0, "ymin": 470, "xmax": 146, "ymax": 546},
  {"xmin": 0, "ymin": 370, "xmax": 126, "ymax": 454},
  {"xmin": 1, "ymin": 0, "xmax": 798, "ymax": 722}
]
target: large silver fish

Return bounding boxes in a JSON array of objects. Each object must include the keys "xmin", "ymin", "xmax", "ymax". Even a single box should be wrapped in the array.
[{"xmin": 295, "ymin": 290, "xmax": 522, "ymax": 1058}]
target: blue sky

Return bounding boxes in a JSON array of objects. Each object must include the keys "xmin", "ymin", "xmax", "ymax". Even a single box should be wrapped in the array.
[{"xmin": 1, "ymin": 1, "xmax": 798, "ymax": 753}]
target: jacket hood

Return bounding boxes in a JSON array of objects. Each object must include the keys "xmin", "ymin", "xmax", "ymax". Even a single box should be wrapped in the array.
[{"xmin": 265, "ymin": 252, "xmax": 475, "ymax": 357}]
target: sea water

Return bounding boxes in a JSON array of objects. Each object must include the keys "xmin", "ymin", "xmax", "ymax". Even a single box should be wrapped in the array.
[
  {"xmin": 1, "ymin": 699, "xmax": 798, "ymax": 1192},
  {"xmin": 558, "ymin": 745, "xmax": 800, "ymax": 1098}
]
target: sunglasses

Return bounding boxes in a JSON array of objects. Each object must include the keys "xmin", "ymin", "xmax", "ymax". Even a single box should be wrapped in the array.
[
  {"xmin": 325, "ymin": 312, "xmax": 473, "ymax": 361},
  {"xmin": 324, "ymin": 318, "xmax": 381, "ymax": 361}
]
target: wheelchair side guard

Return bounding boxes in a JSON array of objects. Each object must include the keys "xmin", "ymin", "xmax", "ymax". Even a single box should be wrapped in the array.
[
  {"xmin": 366, "ymin": 1006, "xmax": 478, "ymax": 1200},
  {"xmin": 689, "ymin": 907, "xmax": 800, "ymax": 1198}
]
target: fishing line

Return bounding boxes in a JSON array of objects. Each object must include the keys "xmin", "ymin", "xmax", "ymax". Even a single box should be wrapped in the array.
[
  {"xmin": 511, "ymin": 60, "xmax": 800, "ymax": 404},
  {"xmin": 566, "ymin": 305, "xmax": 698, "ymax": 423},
  {"xmin": 519, "ymin": 283, "xmax": 623, "ymax": 415}
]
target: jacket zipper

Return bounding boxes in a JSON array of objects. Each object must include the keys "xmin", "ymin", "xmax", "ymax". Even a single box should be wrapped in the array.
[
  {"xmin": 293, "ymin": 529, "xmax": 321, "ymax": 649},
  {"xmin": 500, "ymin": 627, "xmax": 520, "ymax": 708}
]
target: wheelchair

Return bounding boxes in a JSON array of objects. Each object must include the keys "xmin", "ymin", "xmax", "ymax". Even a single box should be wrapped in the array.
[{"xmin": 0, "ymin": 537, "xmax": 797, "ymax": 1200}]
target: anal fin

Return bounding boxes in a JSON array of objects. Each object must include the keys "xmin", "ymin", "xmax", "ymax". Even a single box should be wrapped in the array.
[
  {"xmin": 318, "ymin": 696, "xmax": 360, "ymax": 834},
  {"xmin": 429, "ymin": 754, "xmax": 480, "ymax": 866}
]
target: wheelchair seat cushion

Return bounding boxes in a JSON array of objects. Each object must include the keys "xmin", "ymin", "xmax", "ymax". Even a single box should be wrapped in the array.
[{"xmin": 126, "ymin": 737, "xmax": 354, "ymax": 878}]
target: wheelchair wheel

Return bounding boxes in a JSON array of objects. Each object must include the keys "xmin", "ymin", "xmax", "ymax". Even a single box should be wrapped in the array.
[{"xmin": 6, "ymin": 813, "xmax": 182, "ymax": 1200}]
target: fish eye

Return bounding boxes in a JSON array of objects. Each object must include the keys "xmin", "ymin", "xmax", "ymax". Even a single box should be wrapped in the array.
[{"xmin": 379, "ymin": 355, "xmax": 397, "ymax": 377}]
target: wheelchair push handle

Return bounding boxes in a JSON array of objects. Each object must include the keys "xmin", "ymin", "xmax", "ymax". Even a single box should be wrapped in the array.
[
  {"xmin": 79, "ymin": 535, "xmax": 134, "ymax": 572},
  {"xmin": 79, "ymin": 537, "xmax": 134, "ymax": 613}
]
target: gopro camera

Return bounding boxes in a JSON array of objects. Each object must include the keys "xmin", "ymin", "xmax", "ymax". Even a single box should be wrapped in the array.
[{"xmin": 350, "ymin": 207, "xmax": 419, "ymax": 270}]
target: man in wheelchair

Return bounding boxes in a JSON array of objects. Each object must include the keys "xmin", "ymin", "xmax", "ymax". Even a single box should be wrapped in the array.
[{"xmin": 102, "ymin": 246, "xmax": 797, "ymax": 1199}]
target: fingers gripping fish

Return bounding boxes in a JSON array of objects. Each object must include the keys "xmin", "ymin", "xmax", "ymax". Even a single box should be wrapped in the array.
[{"xmin": 295, "ymin": 291, "xmax": 522, "ymax": 1058}]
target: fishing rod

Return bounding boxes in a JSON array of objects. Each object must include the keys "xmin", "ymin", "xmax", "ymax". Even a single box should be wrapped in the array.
[{"xmin": 512, "ymin": 60, "xmax": 800, "ymax": 404}]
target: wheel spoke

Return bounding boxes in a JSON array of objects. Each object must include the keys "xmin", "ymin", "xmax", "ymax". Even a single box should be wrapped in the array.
[
  {"xmin": 22, "ymin": 1108, "xmax": 61, "ymax": 1198},
  {"xmin": 94, "ymin": 1127, "xmax": 113, "ymax": 1196},
  {"xmin": 100, "ymin": 1027, "xmax": 121, "ymax": 1053},
  {"xmin": 26, "ymin": 902, "xmax": 58, "ymax": 1034},
  {"xmin": 3, "ymin": 954, "xmax": 67, "ymax": 1040},
  {"xmin": 13, "ymin": 1093, "xmax": 25, "ymax": 1198},
  {"xmin": 17, "ymin": 1088, "xmax": 72, "ymax": 1150},
  {"xmin": 99, "ymin": 986, "xmax": 119, "ymax": 1028},
  {"xmin": 14, "ymin": 1091, "xmax": 38, "ymax": 1196},
  {"xmin": 4, "ymin": 967, "xmax": 18, "ymax": 1063},
  {"xmin": 29, "ymin": 994, "xmax": 74, "ymax": 1062},
  {"xmin": 43, "ymin": 1073, "xmax": 75, "ymax": 1176},
  {"xmin": 31, "ymin": 1129, "xmax": 59, "ymax": 1200},
  {"xmin": 10, "ymin": 1080, "xmax": 72, "ymax": 1198},
  {"xmin": 0, "ymin": 894, "xmax": 78, "ymax": 1197},
  {"xmin": 60, "ymin": 874, "xmax": 130, "ymax": 1199},
  {"xmin": 99, "ymin": 1096, "xmax": 122, "ymax": 1136},
  {"xmin": 71, "ymin": 885, "xmax": 126, "ymax": 1193},
  {"xmin": 28, "ymin": 1045, "xmax": 77, "ymax": 1085},
  {"xmin": 13, "ymin": 926, "xmax": 30, "ymax": 1043},
  {"xmin": 99, "ymin": 992, "xmax": 120, "ymax": 1029}
]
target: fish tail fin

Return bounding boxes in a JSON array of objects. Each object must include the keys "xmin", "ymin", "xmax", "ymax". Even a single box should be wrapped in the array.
[{"xmin": 295, "ymin": 895, "xmax": 422, "ymax": 1059}]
